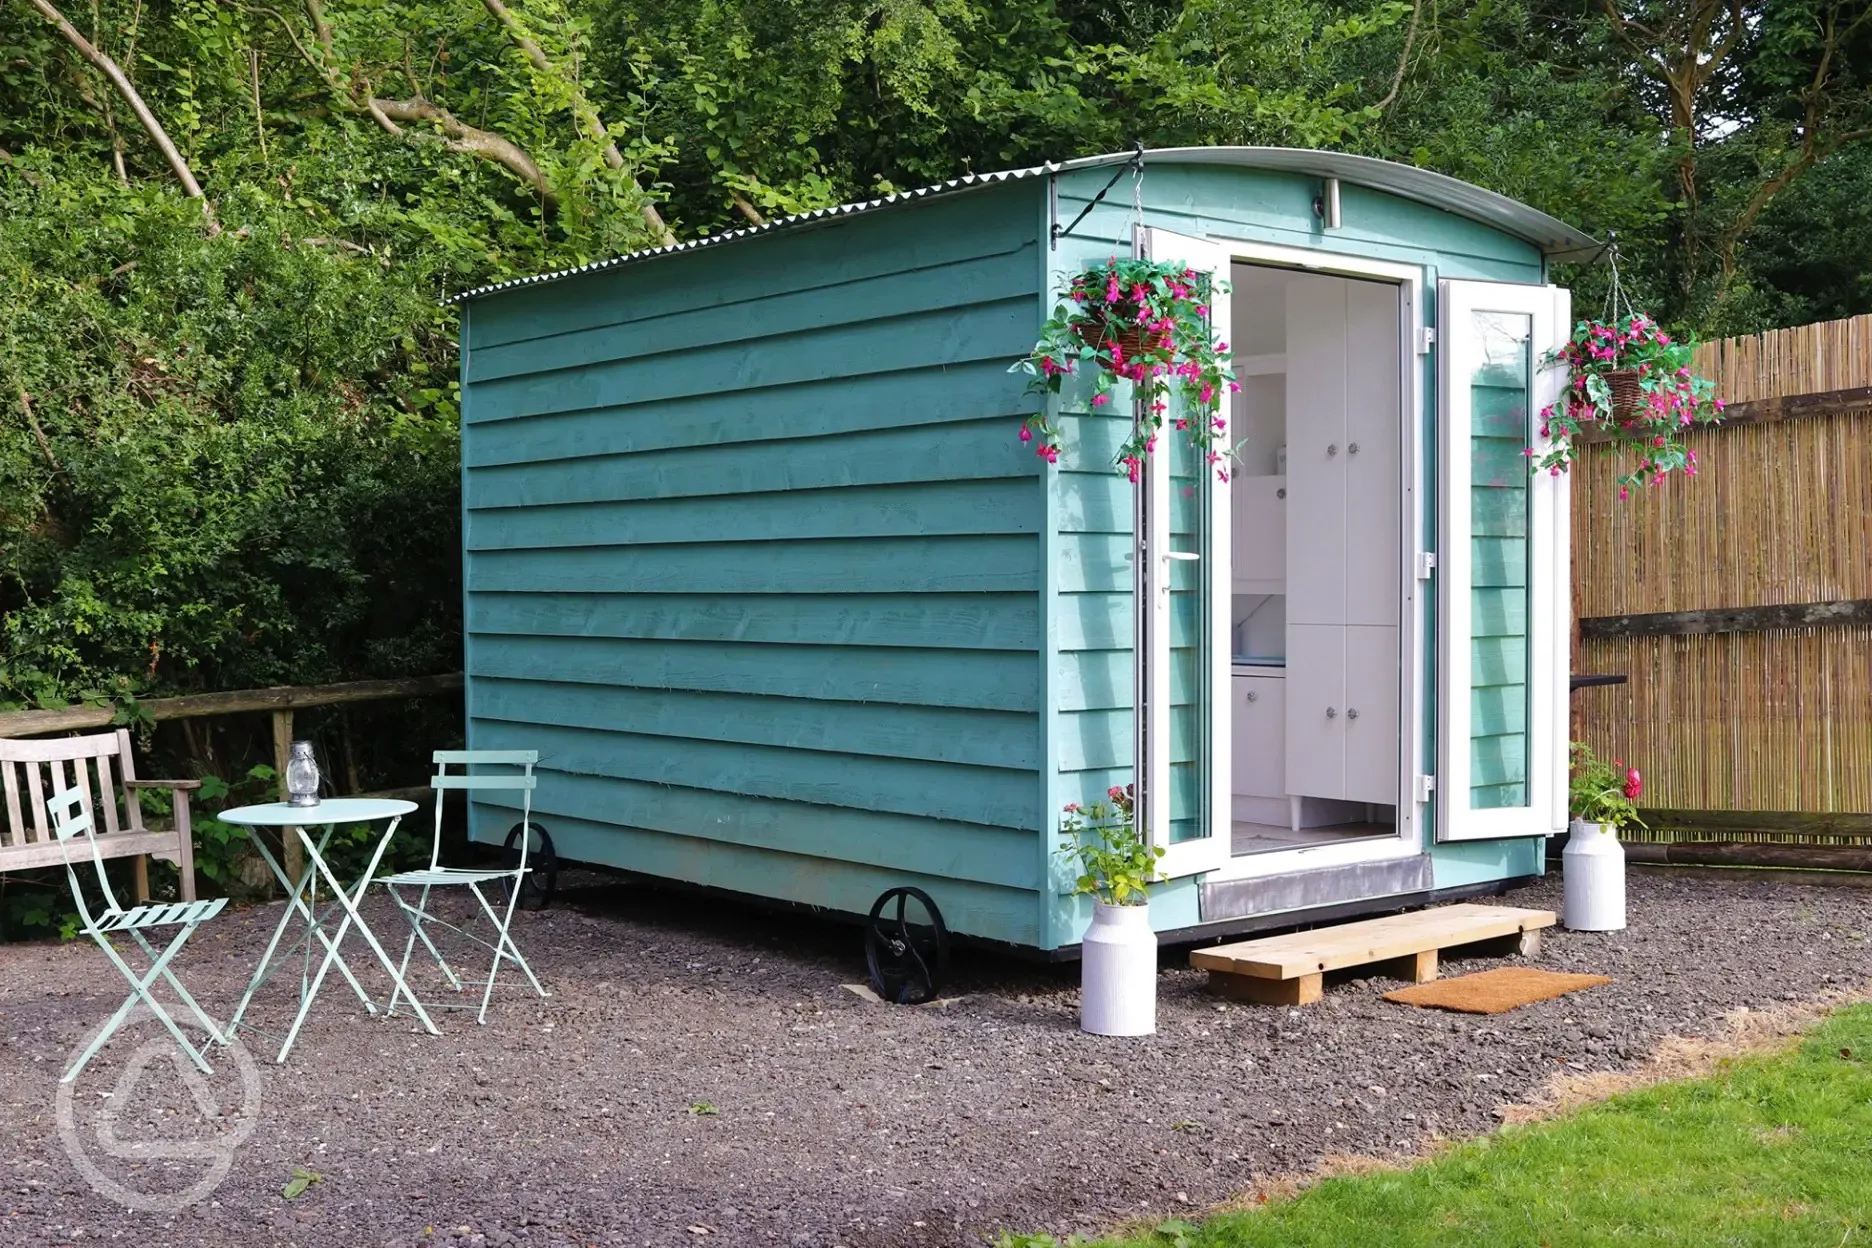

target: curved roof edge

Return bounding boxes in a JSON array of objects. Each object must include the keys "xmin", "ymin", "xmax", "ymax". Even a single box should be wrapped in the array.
[{"xmin": 446, "ymin": 147, "xmax": 1601, "ymax": 305}]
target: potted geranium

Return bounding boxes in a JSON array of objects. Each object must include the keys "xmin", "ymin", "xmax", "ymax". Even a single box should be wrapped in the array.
[
  {"xmin": 1530, "ymin": 313, "xmax": 1724, "ymax": 499},
  {"xmin": 1564, "ymin": 742, "xmax": 1644, "ymax": 931},
  {"xmin": 1010, "ymin": 258, "xmax": 1237, "ymax": 483},
  {"xmin": 1059, "ymin": 784, "xmax": 1163, "ymax": 1035}
]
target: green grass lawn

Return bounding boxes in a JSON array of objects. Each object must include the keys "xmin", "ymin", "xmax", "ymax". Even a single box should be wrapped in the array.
[{"xmin": 1012, "ymin": 1004, "xmax": 1872, "ymax": 1248}]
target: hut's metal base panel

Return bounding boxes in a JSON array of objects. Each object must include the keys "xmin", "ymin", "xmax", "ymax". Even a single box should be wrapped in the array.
[{"xmin": 1199, "ymin": 853, "xmax": 1435, "ymax": 924}]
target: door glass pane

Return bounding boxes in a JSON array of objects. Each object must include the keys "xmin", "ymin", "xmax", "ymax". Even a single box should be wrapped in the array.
[
  {"xmin": 1167, "ymin": 431, "xmax": 1210, "ymax": 842},
  {"xmin": 1467, "ymin": 312, "xmax": 1533, "ymax": 810}
]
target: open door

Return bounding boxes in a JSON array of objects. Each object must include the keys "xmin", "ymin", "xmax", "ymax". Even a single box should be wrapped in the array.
[
  {"xmin": 1436, "ymin": 279, "xmax": 1571, "ymax": 841},
  {"xmin": 1137, "ymin": 226, "xmax": 1232, "ymax": 878}
]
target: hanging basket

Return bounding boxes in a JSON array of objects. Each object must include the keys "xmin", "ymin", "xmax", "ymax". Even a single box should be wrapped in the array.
[
  {"xmin": 1071, "ymin": 310, "xmax": 1153, "ymax": 359},
  {"xmin": 1603, "ymin": 368, "xmax": 1647, "ymax": 421}
]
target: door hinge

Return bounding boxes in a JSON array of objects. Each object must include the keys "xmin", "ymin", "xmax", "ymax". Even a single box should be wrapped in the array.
[
  {"xmin": 1415, "ymin": 551, "xmax": 1437, "ymax": 580},
  {"xmin": 1415, "ymin": 774, "xmax": 1437, "ymax": 803},
  {"xmin": 1417, "ymin": 326, "xmax": 1436, "ymax": 355}
]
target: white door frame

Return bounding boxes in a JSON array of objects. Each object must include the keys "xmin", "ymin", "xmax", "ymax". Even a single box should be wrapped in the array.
[
  {"xmin": 1137, "ymin": 225, "xmax": 1235, "ymax": 879},
  {"xmin": 1436, "ymin": 279, "xmax": 1572, "ymax": 840},
  {"xmin": 1190, "ymin": 240, "xmax": 1425, "ymax": 883}
]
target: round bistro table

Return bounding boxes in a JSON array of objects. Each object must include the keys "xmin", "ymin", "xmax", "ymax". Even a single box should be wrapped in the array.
[{"xmin": 218, "ymin": 798, "xmax": 438, "ymax": 1062}]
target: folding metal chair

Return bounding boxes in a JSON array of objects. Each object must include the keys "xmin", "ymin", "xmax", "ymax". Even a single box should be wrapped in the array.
[
  {"xmin": 48, "ymin": 786, "xmax": 229, "ymax": 1083},
  {"xmin": 378, "ymin": 750, "xmax": 547, "ymax": 1023}
]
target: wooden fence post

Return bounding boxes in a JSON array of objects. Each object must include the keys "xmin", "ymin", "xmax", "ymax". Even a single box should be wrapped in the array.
[{"xmin": 271, "ymin": 708, "xmax": 301, "ymax": 888}]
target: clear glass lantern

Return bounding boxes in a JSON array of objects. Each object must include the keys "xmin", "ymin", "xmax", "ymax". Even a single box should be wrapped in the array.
[{"xmin": 285, "ymin": 740, "xmax": 322, "ymax": 807}]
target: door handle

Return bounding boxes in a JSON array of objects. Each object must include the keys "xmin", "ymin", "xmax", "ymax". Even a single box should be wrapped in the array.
[
  {"xmin": 1347, "ymin": 707, "xmax": 1360, "ymax": 720},
  {"xmin": 1245, "ymin": 690, "xmax": 1258, "ymax": 703},
  {"xmin": 1165, "ymin": 552, "xmax": 1201, "ymax": 562},
  {"xmin": 1326, "ymin": 443, "xmax": 1338, "ymax": 458},
  {"xmin": 1326, "ymin": 706, "xmax": 1337, "ymax": 719}
]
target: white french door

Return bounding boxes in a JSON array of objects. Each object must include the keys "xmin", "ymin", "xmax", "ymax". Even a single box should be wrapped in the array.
[
  {"xmin": 1436, "ymin": 279, "xmax": 1572, "ymax": 841},
  {"xmin": 1136, "ymin": 226, "xmax": 1232, "ymax": 878}
]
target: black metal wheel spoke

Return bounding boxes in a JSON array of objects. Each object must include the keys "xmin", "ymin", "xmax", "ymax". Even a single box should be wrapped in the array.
[
  {"xmin": 500, "ymin": 821, "xmax": 558, "ymax": 911},
  {"xmin": 863, "ymin": 887, "xmax": 949, "ymax": 1005}
]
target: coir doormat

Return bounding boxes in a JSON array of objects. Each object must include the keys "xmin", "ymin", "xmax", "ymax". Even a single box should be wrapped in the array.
[{"xmin": 1383, "ymin": 967, "xmax": 1612, "ymax": 1015}]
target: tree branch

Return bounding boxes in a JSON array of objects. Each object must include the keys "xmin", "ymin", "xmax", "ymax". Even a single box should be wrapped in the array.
[
  {"xmin": 24, "ymin": 0, "xmax": 209, "ymax": 210},
  {"xmin": 477, "ymin": 0, "xmax": 675, "ymax": 244},
  {"xmin": 1374, "ymin": 0, "xmax": 1423, "ymax": 112},
  {"xmin": 731, "ymin": 192, "xmax": 765, "ymax": 226},
  {"xmin": 18, "ymin": 389, "xmax": 59, "ymax": 473},
  {"xmin": 370, "ymin": 95, "xmax": 552, "ymax": 205}
]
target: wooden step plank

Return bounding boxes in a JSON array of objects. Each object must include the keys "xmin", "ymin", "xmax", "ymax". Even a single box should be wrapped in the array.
[{"xmin": 1190, "ymin": 904, "xmax": 1556, "ymax": 980}]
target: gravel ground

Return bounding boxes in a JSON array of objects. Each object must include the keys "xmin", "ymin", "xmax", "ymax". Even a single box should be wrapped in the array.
[{"xmin": 4, "ymin": 869, "xmax": 1871, "ymax": 1248}]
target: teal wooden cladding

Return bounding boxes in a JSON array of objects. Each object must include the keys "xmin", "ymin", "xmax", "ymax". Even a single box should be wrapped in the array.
[
  {"xmin": 463, "ymin": 181, "xmax": 1050, "ymax": 947},
  {"xmin": 465, "ymin": 362, "xmax": 1022, "ymax": 468},
  {"xmin": 459, "ymin": 154, "xmax": 1561, "ymax": 951},
  {"xmin": 468, "ymin": 536, "xmax": 1038, "ymax": 594},
  {"xmin": 472, "ymin": 635, "xmax": 1039, "ymax": 711},
  {"xmin": 467, "ymin": 591, "xmax": 1040, "ymax": 650}
]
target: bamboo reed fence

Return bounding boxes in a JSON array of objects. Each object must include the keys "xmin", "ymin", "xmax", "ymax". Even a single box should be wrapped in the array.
[{"xmin": 1572, "ymin": 313, "xmax": 1872, "ymax": 844}]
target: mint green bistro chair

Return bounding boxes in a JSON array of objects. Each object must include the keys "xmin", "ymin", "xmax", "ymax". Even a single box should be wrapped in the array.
[
  {"xmin": 48, "ymin": 786, "xmax": 229, "ymax": 1083},
  {"xmin": 378, "ymin": 750, "xmax": 548, "ymax": 1024}
]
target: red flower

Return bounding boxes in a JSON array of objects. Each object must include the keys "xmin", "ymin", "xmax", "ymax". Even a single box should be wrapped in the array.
[{"xmin": 1623, "ymin": 768, "xmax": 1643, "ymax": 800}]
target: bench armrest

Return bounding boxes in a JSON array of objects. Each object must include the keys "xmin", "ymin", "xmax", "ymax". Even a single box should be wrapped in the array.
[{"xmin": 123, "ymin": 778, "xmax": 203, "ymax": 792}]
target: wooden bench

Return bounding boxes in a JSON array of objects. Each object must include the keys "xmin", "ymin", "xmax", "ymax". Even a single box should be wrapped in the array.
[
  {"xmin": 1190, "ymin": 902, "xmax": 1557, "ymax": 1006},
  {"xmin": 1, "ymin": 730, "xmax": 200, "ymax": 902}
]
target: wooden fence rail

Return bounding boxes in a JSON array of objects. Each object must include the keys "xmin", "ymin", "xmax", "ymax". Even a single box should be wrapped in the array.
[{"xmin": 0, "ymin": 673, "xmax": 463, "ymax": 882}]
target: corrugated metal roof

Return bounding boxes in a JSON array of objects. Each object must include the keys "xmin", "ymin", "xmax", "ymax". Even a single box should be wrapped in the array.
[{"xmin": 446, "ymin": 147, "xmax": 1601, "ymax": 304}]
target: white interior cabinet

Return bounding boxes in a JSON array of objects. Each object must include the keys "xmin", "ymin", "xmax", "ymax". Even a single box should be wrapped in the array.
[
  {"xmin": 1281, "ymin": 275, "xmax": 1402, "ymax": 804},
  {"xmin": 1229, "ymin": 674, "xmax": 1285, "ymax": 824}
]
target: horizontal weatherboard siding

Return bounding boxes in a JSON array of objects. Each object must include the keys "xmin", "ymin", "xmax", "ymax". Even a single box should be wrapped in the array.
[
  {"xmin": 467, "ymin": 419, "xmax": 1028, "ymax": 509},
  {"xmin": 466, "ymin": 592, "xmax": 1040, "ymax": 650},
  {"xmin": 462, "ymin": 181, "xmax": 1049, "ymax": 946},
  {"xmin": 466, "ymin": 535, "xmax": 1038, "ymax": 595},
  {"xmin": 471, "ymin": 635, "xmax": 1040, "ymax": 712},
  {"xmin": 463, "ymin": 361, "xmax": 1023, "ymax": 470},
  {"xmin": 468, "ymin": 186, "xmax": 1036, "ymax": 349}
]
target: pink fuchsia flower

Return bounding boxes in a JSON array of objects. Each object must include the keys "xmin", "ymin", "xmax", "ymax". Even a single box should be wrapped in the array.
[
  {"xmin": 1107, "ymin": 786, "xmax": 1126, "ymax": 802},
  {"xmin": 1619, "ymin": 486, "xmax": 1631, "ymax": 501},
  {"xmin": 1038, "ymin": 444, "xmax": 1059, "ymax": 464},
  {"xmin": 1018, "ymin": 426, "xmax": 1033, "ymax": 443},
  {"xmin": 1091, "ymin": 393, "xmax": 1109, "ymax": 407},
  {"xmin": 1063, "ymin": 802, "xmax": 1081, "ymax": 814},
  {"xmin": 1623, "ymin": 768, "xmax": 1642, "ymax": 800}
]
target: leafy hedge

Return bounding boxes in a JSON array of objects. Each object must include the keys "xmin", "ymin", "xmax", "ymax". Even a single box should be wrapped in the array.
[{"xmin": 0, "ymin": 178, "xmax": 463, "ymax": 708}]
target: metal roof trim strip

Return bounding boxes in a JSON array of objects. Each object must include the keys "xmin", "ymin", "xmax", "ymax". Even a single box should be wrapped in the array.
[{"xmin": 445, "ymin": 148, "xmax": 1600, "ymax": 304}]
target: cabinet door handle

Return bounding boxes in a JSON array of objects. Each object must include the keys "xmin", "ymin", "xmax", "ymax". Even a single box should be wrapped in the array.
[
  {"xmin": 1245, "ymin": 690, "xmax": 1258, "ymax": 703},
  {"xmin": 1326, "ymin": 443, "xmax": 1338, "ymax": 458},
  {"xmin": 1347, "ymin": 707, "xmax": 1360, "ymax": 720},
  {"xmin": 1348, "ymin": 441, "xmax": 1360, "ymax": 456},
  {"xmin": 1325, "ymin": 706, "xmax": 1337, "ymax": 719},
  {"xmin": 1276, "ymin": 487, "xmax": 1286, "ymax": 500}
]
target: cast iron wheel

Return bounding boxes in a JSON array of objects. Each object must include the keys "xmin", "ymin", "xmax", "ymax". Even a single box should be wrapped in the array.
[
  {"xmin": 499, "ymin": 821, "xmax": 558, "ymax": 911},
  {"xmin": 864, "ymin": 886, "xmax": 949, "ymax": 1004}
]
